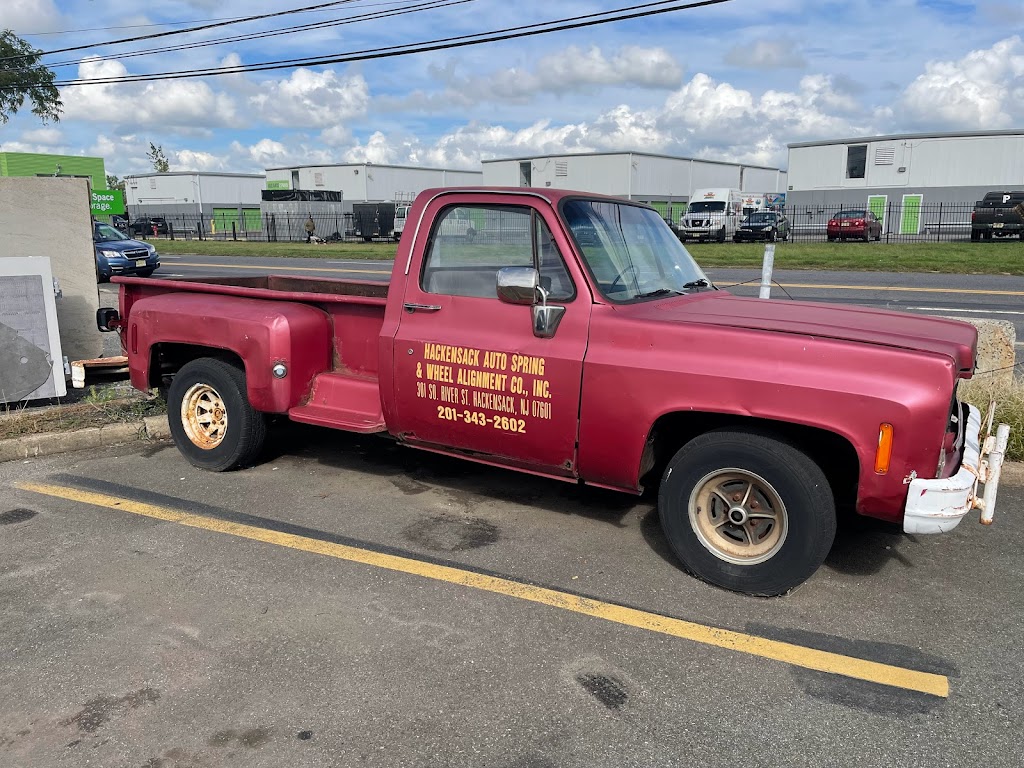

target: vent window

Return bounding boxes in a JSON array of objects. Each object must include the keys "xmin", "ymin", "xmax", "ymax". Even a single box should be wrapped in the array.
[{"xmin": 874, "ymin": 147, "xmax": 896, "ymax": 165}]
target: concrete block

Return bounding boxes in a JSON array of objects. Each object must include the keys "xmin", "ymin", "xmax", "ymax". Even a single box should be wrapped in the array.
[
  {"xmin": 949, "ymin": 318, "xmax": 1016, "ymax": 384},
  {"xmin": 144, "ymin": 415, "xmax": 171, "ymax": 440}
]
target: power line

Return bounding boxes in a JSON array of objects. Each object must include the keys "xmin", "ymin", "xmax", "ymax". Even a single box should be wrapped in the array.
[
  {"xmin": 16, "ymin": 0, "xmax": 731, "ymax": 89},
  {"xmin": 3, "ymin": 1, "xmax": 360, "ymax": 61},
  {"xmin": 39, "ymin": 0, "xmax": 470, "ymax": 72},
  {"xmin": 20, "ymin": 6, "xmax": 361, "ymax": 36}
]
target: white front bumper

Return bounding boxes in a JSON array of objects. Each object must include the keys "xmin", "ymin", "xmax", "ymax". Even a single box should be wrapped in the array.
[{"xmin": 903, "ymin": 403, "xmax": 1011, "ymax": 534}]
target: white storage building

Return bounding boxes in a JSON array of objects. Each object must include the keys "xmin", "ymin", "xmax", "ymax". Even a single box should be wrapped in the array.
[
  {"xmin": 264, "ymin": 163, "xmax": 482, "ymax": 207},
  {"xmin": 481, "ymin": 151, "xmax": 787, "ymax": 223},
  {"xmin": 125, "ymin": 172, "xmax": 266, "ymax": 220},
  {"xmin": 786, "ymin": 130, "xmax": 1024, "ymax": 207}
]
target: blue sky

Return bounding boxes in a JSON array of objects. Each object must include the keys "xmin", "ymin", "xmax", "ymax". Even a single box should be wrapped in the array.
[{"xmin": 1, "ymin": 0, "xmax": 1022, "ymax": 178}]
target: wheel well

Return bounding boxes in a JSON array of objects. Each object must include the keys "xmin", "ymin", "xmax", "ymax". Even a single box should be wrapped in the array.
[
  {"xmin": 148, "ymin": 343, "xmax": 244, "ymax": 390},
  {"xmin": 640, "ymin": 412, "xmax": 860, "ymax": 511}
]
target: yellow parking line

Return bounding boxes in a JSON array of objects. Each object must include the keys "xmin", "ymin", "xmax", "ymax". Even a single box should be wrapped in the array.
[
  {"xmin": 18, "ymin": 481, "xmax": 949, "ymax": 698},
  {"xmin": 173, "ymin": 261, "xmax": 391, "ymax": 275},
  {"xmin": 775, "ymin": 282, "xmax": 1024, "ymax": 297}
]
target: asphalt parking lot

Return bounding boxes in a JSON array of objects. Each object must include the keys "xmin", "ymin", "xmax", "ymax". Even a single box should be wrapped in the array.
[{"xmin": 2, "ymin": 424, "xmax": 1022, "ymax": 767}]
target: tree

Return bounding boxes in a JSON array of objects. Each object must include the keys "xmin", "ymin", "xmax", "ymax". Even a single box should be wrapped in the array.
[
  {"xmin": 147, "ymin": 143, "xmax": 170, "ymax": 173},
  {"xmin": 105, "ymin": 174, "xmax": 125, "ymax": 192},
  {"xmin": 0, "ymin": 29, "xmax": 62, "ymax": 124}
]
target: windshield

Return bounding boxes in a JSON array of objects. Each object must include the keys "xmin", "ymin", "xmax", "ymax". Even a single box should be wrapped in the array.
[
  {"xmin": 745, "ymin": 213, "xmax": 776, "ymax": 224},
  {"xmin": 562, "ymin": 199, "xmax": 709, "ymax": 302},
  {"xmin": 834, "ymin": 210, "xmax": 867, "ymax": 219},
  {"xmin": 94, "ymin": 223, "xmax": 128, "ymax": 242},
  {"xmin": 687, "ymin": 201, "xmax": 726, "ymax": 214}
]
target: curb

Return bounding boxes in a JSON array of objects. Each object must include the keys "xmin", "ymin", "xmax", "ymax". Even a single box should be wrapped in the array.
[{"xmin": 0, "ymin": 415, "xmax": 170, "ymax": 463}]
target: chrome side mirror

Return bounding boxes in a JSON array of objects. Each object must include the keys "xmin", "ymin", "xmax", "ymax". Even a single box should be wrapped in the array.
[
  {"xmin": 497, "ymin": 266, "xmax": 539, "ymax": 305},
  {"xmin": 496, "ymin": 266, "xmax": 565, "ymax": 338}
]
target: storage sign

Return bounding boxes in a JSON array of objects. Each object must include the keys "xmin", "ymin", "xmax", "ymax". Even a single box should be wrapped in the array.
[{"xmin": 91, "ymin": 189, "xmax": 125, "ymax": 216}]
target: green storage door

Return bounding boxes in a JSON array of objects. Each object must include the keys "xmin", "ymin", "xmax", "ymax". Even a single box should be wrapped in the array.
[
  {"xmin": 212, "ymin": 207, "xmax": 239, "ymax": 234},
  {"xmin": 243, "ymin": 209, "xmax": 262, "ymax": 232},
  {"xmin": 900, "ymin": 195, "xmax": 923, "ymax": 235}
]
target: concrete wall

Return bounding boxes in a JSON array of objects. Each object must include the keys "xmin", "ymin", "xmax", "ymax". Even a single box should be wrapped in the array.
[{"xmin": 0, "ymin": 177, "xmax": 101, "ymax": 363}]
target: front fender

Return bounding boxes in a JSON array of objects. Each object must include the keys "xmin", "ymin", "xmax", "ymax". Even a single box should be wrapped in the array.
[{"xmin": 127, "ymin": 293, "xmax": 332, "ymax": 412}]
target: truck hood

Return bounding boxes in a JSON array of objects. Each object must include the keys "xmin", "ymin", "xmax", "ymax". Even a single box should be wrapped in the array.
[{"xmin": 627, "ymin": 292, "xmax": 977, "ymax": 372}]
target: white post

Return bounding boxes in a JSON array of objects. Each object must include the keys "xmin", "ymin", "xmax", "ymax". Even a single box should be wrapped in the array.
[{"xmin": 759, "ymin": 243, "xmax": 775, "ymax": 299}]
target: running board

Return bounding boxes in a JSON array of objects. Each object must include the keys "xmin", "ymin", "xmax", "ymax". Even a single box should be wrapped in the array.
[{"xmin": 288, "ymin": 372, "xmax": 386, "ymax": 433}]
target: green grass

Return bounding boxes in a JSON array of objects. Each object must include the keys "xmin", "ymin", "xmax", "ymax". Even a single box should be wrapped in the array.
[
  {"xmin": 157, "ymin": 239, "xmax": 397, "ymax": 260},
  {"xmin": 958, "ymin": 376, "xmax": 1024, "ymax": 461},
  {"xmin": 156, "ymin": 238, "xmax": 1024, "ymax": 274}
]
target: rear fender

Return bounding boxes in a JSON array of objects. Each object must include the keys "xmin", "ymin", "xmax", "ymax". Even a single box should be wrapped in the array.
[{"xmin": 127, "ymin": 293, "xmax": 332, "ymax": 412}]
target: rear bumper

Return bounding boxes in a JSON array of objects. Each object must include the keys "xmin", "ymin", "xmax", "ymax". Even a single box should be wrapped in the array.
[{"xmin": 903, "ymin": 404, "xmax": 1010, "ymax": 534}]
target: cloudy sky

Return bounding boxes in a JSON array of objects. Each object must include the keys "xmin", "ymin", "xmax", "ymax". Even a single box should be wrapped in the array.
[{"xmin": 1, "ymin": 0, "xmax": 1022, "ymax": 178}]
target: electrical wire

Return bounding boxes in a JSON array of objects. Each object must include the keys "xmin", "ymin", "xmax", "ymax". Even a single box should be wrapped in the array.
[
  {"xmin": 39, "ymin": 0, "xmax": 471, "ymax": 71},
  {"xmin": 1, "ymin": 0, "xmax": 361, "ymax": 61},
  {"xmin": 9, "ymin": 0, "xmax": 731, "ymax": 88}
]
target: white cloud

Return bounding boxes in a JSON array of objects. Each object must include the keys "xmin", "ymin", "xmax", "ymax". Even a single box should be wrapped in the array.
[
  {"xmin": 249, "ymin": 68, "xmax": 369, "ymax": 128},
  {"xmin": 725, "ymin": 40, "xmax": 806, "ymax": 69},
  {"xmin": 403, "ymin": 46, "xmax": 683, "ymax": 110},
  {"xmin": 229, "ymin": 138, "xmax": 337, "ymax": 170},
  {"xmin": 20, "ymin": 126, "xmax": 63, "ymax": 145},
  {"xmin": 0, "ymin": 0, "xmax": 64, "ymax": 33},
  {"xmin": 900, "ymin": 36, "xmax": 1024, "ymax": 129},
  {"xmin": 61, "ymin": 58, "xmax": 240, "ymax": 130}
]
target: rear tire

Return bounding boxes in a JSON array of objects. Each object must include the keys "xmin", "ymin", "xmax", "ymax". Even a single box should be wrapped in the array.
[
  {"xmin": 167, "ymin": 357, "xmax": 267, "ymax": 472},
  {"xmin": 658, "ymin": 430, "xmax": 836, "ymax": 595}
]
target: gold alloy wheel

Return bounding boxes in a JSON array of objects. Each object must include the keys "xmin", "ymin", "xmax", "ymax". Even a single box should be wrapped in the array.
[
  {"xmin": 688, "ymin": 468, "xmax": 788, "ymax": 565},
  {"xmin": 180, "ymin": 382, "xmax": 228, "ymax": 450}
]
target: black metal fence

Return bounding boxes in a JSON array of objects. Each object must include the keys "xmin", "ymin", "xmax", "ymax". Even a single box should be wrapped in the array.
[
  {"xmin": 119, "ymin": 201, "xmax": 1000, "ymax": 245},
  {"xmin": 777, "ymin": 202, "xmax": 977, "ymax": 243},
  {"xmin": 122, "ymin": 211, "xmax": 391, "ymax": 244}
]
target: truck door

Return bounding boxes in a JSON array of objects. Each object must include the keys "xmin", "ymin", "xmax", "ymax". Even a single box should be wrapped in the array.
[{"xmin": 392, "ymin": 198, "xmax": 590, "ymax": 476}]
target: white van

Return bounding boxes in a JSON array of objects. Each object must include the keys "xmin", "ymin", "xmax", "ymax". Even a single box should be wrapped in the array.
[{"xmin": 677, "ymin": 188, "xmax": 743, "ymax": 242}]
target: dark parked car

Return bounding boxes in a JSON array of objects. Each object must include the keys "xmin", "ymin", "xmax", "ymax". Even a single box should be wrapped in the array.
[
  {"xmin": 733, "ymin": 211, "xmax": 790, "ymax": 242},
  {"xmin": 827, "ymin": 209, "xmax": 882, "ymax": 241},
  {"xmin": 94, "ymin": 222, "xmax": 160, "ymax": 282},
  {"xmin": 129, "ymin": 216, "xmax": 169, "ymax": 236}
]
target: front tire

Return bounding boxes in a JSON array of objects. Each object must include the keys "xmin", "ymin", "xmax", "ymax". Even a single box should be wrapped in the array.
[
  {"xmin": 658, "ymin": 430, "xmax": 836, "ymax": 595},
  {"xmin": 167, "ymin": 357, "xmax": 267, "ymax": 472}
]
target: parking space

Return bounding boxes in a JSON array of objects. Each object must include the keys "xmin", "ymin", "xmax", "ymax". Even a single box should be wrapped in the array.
[{"xmin": 1, "ymin": 424, "xmax": 1021, "ymax": 766}]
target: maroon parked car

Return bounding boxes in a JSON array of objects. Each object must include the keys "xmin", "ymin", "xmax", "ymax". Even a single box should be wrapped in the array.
[{"xmin": 827, "ymin": 209, "xmax": 882, "ymax": 241}]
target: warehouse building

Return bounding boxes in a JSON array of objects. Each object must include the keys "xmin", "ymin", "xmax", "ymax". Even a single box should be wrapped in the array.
[
  {"xmin": 124, "ymin": 171, "xmax": 266, "ymax": 229},
  {"xmin": 264, "ymin": 162, "xmax": 482, "ymax": 207},
  {"xmin": 481, "ymin": 151, "xmax": 787, "ymax": 223},
  {"xmin": 786, "ymin": 130, "xmax": 1024, "ymax": 207}
]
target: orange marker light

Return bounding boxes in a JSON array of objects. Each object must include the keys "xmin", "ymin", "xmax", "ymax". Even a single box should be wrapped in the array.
[{"xmin": 875, "ymin": 423, "xmax": 894, "ymax": 474}]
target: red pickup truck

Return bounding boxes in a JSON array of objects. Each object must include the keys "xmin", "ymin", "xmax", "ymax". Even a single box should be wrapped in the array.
[{"xmin": 99, "ymin": 187, "xmax": 1009, "ymax": 595}]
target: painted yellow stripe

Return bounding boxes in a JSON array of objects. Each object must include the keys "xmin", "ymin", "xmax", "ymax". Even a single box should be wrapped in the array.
[
  {"xmin": 173, "ymin": 261, "xmax": 391, "ymax": 276},
  {"xmin": 19, "ymin": 481, "xmax": 948, "ymax": 698},
  {"xmin": 775, "ymin": 282, "xmax": 1024, "ymax": 297}
]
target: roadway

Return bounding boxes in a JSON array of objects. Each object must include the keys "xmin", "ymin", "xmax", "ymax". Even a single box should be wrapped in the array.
[{"xmin": 152, "ymin": 252, "xmax": 1024, "ymax": 343}]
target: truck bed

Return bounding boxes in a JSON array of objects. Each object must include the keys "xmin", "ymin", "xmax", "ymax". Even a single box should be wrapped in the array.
[{"xmin": 115, "ymin": 274, "xmax": 389, "ymax": 304}]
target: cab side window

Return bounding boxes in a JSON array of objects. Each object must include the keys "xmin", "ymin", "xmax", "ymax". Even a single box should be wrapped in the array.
[{"xmin": 421, "ymin": 205, "xmax": 573, "ymax": 300}]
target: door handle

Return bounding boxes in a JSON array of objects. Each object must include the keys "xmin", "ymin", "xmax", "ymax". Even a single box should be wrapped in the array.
[{"xmin": 403, "ymin": 303, "xmax": 442, "ymax": 313}]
